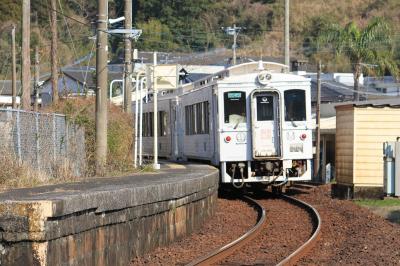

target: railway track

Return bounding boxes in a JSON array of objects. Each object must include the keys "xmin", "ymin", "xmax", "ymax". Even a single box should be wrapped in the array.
[
  {"xmin": 187, "ymin": 191, "xmax": 322, "ymax": 266},
  {"xmin": 186, "ymin": 195, "xmax": 266, "ymax": 266},
  {"xmin": 276, "ymin": 193, "xmax": 322, "ymax": 266}
]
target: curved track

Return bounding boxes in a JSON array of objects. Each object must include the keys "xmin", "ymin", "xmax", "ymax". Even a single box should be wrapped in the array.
[
  {"xmin": 276, "ymin": 193, "xmax": 322, "ymax": 266},
  {"xmin": 187, "ymin": 191, "xmax": 322, "ymax": 266},
  {"xmin": 186, "ymin": 195, "xmax": 266, "ymax": 266}
]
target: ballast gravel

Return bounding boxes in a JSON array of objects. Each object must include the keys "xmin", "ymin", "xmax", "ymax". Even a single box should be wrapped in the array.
[
  {"xmin": 131, "ymin": 197, "xmax": 257, "ymax": 265},
  {"xmin": 290, "ymin": 184, "xmax": 400, "ymax": 265},
  {"xmin": 131, "ymin": 184, "xmax": 400, "ymax": 265}
]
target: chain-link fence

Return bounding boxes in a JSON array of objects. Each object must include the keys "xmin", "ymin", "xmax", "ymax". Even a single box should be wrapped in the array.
[{"xmin": 0, "ymin": 108, "xmax": 86, "ymax": 177}]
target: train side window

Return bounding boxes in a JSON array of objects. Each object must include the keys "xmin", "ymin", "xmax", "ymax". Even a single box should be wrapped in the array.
[
  {"xmin": 203, "ymin": 101, "xmax": 209, "ymax": 134},
  {"xmin": 196, "ymin": 102, "xmax": 202, "ymax": 134},
  {"xmin": 185, "ymin": 101, "xmax": 209, "ymax": 135},
  {"xmin": 143, "ymin": 112, "xmax": 154, "ymax": 137},
  {"xmin": 224, "ymin": 91, "xmax": 246, "ymax": 125},
  {"xmin": 284, "ymin": 90, "xmax": 306, "ymax": 121},
  {"xmin": 159, "ymin": 111, "xmax": 167, "ymax": 136}
]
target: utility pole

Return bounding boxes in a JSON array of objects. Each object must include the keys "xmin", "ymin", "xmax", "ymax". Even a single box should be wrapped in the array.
[
  {"xmin": 11, "ymin": 25, "xmax": 17, "ymax": 109},
  {"xmin": 50, "ymin": 0, "xmax": 58, "ymax": 104},
  {"xmin": 21, "ymin": 0, "xmax": 31, "ymax": 110},
  {"xmin": 123, "ymin": 0, "xmax": 132, "ymax": 113},
  {"xmin": 34, "ymin": 46, "xmax": 40, "ymax": 112},
  {"xmin": 153, "ymin": 52, "xmax": 160, "ymax": 170},
  {"xmin": 284, "ymin": 0, "xmax": 290, "ymax": 68},
  {"xmin": 223, "ymin": 24, "xmax": 241, "ymax": 65},
  {"xmin": 233, "ymin": 25, "xmax": 237, "ymax": 65},
  {"xmin": 315, "ymin": 60, "xmax": 322, "ymax": 182},
  {"xmin": 95, "ymin": 0, "xmax": 108, "ymax": 175}
]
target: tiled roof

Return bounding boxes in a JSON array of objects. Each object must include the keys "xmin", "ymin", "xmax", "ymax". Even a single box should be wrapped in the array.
[{"xmin": 0, "ymin": 80, "xmax": 35, "ymax": 95}]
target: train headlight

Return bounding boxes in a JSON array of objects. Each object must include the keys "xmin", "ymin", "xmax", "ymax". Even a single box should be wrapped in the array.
[
  {"xmin": 257, "ymin": 71, "xmax": 272, "ymax": 85},
  {"xmin": 300, "ymin": 133, "xmax": 307, "ymax": 141},
  {"xmin": 224, "ymin": 136, "xmax": 232, "ymax": 143}
]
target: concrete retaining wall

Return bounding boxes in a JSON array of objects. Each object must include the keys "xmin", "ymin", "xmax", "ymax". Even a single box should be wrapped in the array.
[{"xmin": 0, "ymin": 165, "xmax": 219, "ymax": 265}]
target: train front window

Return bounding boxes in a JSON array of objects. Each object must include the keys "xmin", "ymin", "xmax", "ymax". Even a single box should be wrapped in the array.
[
  {"xmin": 224, "ymin": 91, "xmax": 246, "ymax": 125},
  {"xmin": 256, "ymin": 96, "xmax": 274, "ymax": 121},
  {"xmin": 284, "ymin": 90, "xmax": 306, "ymax": 121}
]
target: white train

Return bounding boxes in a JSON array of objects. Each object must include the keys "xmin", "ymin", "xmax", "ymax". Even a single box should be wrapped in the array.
[{"xmin": 135, "ymin": 61, "xmax": 313, "ymax": 187}]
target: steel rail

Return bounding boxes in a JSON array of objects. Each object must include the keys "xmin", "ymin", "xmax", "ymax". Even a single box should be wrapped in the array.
[
  {"xmin": 276, "ymin": 193, "xmax": 322, "ymax": 266},
  {"xmin": 186, "ymin": 195, "xmax": 266, "ymax": 266}
]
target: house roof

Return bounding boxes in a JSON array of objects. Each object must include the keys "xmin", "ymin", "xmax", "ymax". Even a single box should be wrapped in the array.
[
  {"xmin": 335, "ymin": 98, "xmax": 400, "ymax": 109},
  {"xmin": 311, "ymin": 80, "xmax": 354, "ymax": 103},
  {"xmin": 51, "ymin": 67, "xmax": 125, "ymax": 89},
  {"xmin": 0, "ymin": 80, "xmax": 35, "ymax": 96}
]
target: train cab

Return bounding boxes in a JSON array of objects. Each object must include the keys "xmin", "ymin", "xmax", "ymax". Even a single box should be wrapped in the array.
[
  {"xmin": 135, "ymin": 61, "xmax": 313, "ymax": 188},
  {"xmin": 216, "ymin": 63, "xmax": 313, "ymax": 186}
]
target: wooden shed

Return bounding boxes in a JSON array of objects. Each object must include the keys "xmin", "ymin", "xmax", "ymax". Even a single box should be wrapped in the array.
[{"xmin": 334, "ymin": 103, "xmax": 400, "ymax": 199}]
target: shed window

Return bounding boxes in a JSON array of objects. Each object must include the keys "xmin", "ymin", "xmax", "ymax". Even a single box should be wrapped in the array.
[
  {"xmin": 224, "ymin": 91, "xmax": 246, "ymax": 124},
  {"xmin": 284, "ymin": 90, "xmax": 306, "ymax": 121}
]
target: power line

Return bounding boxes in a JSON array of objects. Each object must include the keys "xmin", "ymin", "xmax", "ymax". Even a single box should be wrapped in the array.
[
  {"xmin": 322, "ymin": 82, "xmax": 400, "ymax": 97},
  {"xmin": 38, "ymin": 1, "xmax": 93, "ymax": 28},
  {"xmin": 57, "ymin": 0, "xmax": 86, "ymax": 82}
]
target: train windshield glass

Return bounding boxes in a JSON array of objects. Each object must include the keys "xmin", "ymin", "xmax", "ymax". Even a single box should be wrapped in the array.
[
  {"xmin": 224, "ymin": 91, "xmax": 246, "ymax": 125},
  {"xmin": 284, "ymin": 90, "xmax": 306, "ymax": 121},
  {"xmin": 256, "ymin": 96, "xmax": 274, "ymax": 121}
]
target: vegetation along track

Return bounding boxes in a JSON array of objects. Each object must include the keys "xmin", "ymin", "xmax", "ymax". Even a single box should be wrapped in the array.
[{"xmin": 187, "ymin": 190, "xmax": 322, "ymax": 266}]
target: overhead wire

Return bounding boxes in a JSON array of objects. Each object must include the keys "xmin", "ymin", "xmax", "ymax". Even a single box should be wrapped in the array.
[
  {"xmin": 83, "ymin": 38, "xmax": 96, "ymax": 90},
  {"xmin": 5, "ymin": 1, "xmax": 399, "ymax": 82},
  {"xmin": 32, "ymin": 0, "xmax": 400, "ymax": 54},
  {"xmin": 321, "ymin": 82, "xmax": 400, "ymax": 97},
  {"xmin": 56, "ymin": 0, "xmax": 87, "ymax": 82}
]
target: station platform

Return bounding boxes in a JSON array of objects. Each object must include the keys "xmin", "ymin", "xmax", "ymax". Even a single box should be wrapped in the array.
[{"xmin": 0, "ymin": 163, "xmax": 219, "ymax": 265}]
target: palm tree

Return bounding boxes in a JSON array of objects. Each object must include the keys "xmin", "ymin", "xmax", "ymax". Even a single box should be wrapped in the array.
[{"xmin": 318, "ymin": 18, "xmax": 398, "ymax": 101}]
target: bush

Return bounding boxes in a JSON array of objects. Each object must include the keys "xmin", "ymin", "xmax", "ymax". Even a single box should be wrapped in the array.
[{"xmin": 47, "ymin": 98, "xmax": 134, "ymax": 176}]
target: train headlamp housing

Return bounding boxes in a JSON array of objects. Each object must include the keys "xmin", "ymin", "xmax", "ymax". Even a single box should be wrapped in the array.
[{"xmin": 257, "ymin": 71, "xmax": 272, "ymax": 85}]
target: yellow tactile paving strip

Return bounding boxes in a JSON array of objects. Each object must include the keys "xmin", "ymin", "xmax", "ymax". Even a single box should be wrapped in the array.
[{"xmin": 162, "ymin": 163, "xmax": 187, "ymax": 169}]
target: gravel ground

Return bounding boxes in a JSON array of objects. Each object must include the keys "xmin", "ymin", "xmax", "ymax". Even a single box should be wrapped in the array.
[
  {"xmin": 288, "ymin": 184, "xmax": 400, "ymax": 265},
  {"xmin": 131, "ymin": 197, "xmax": 257, "ymax": 265},
  {"xmin": 217, "ymin": 192, "xmax": 313, "ymax": 265},
  {"xmin": 131, "ymin": 184, "xmax": 400, "ymax": 265}
]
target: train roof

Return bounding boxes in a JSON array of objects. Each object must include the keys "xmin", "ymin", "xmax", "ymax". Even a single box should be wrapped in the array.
[{"xmin": 181, "ymin": 61, "xmax": 309, "ymax": 92}]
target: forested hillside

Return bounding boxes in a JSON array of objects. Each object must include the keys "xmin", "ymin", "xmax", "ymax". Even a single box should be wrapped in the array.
[{"xmin": 0, "ymin": 0, "xmax": 399, "ymax": 75}]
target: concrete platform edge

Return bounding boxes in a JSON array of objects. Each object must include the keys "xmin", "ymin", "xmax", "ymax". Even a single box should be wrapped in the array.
[{"xmin": 0, "ymin": 166, "xmax": 219, "ymax": 265}]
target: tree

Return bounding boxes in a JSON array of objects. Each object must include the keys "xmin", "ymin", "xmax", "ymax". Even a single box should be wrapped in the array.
[{"xmin": 318, "ymin": 18, "xmax": 398, "ymax": 101}]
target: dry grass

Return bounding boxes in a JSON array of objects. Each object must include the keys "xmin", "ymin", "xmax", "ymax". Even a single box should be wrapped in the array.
[
  {"xmin": 45, "ymin": 97, "xmax": 135, "ymax": 177},
  {"xmin": 0, "ymin": 98, "xmax": 142, "ymax": 190},
  {"xmin": 0, "ymin": 152, "xmax": 82, "ymax": 190}
]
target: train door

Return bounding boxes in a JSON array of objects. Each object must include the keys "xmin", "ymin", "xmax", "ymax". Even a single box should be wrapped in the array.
[{"xmin": 251, "ymin": 91, "xmax": 281, "ymax": 158}]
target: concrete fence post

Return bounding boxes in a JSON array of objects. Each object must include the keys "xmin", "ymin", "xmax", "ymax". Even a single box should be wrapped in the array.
[
  {"xmin": 65, "ymin": 116, "xmax": 69, "ymax": 157},
  {"xmin": 35, "ymin": 112, "xmax": 40, "ymax": 169},
  {"xmin": 16, "ymin": 110, "xmax": 22, "ymax": 164},
  {"xmin": 53, "ymin": 113, "xmax": 56, "ymax": 161}
]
